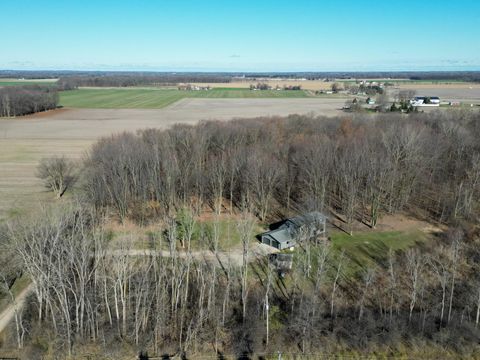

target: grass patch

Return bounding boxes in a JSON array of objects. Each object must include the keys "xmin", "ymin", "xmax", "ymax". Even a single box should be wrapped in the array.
[
  {"xmin": 331, "ymin": 229, "xmax": 422, "ymax": 251},
  {"xmin": 59, "ymin": 88, "xmax": 312, "ymax": 109},
  {"xmin": 124, "ymin": 216, "xmax": 263, "ymax": 252},
  {"xmin": 4, "ymin": 207, "xmax": 27, "ymax": 220},
  {"xmin": 330, "ymin": 229, "xmax": 427, "ymax": 273},
  {"xmin": 192, "ymin": 217, "xmax": 263, "ymax": 251},
  {"xmin": 288, "ymin": 229, "xmax": 428, "ymax": 283}
]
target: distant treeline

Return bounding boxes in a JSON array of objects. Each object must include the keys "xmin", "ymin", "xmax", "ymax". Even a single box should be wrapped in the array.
[
  {"xmin": 2, "ymin": 70, "xmax": 480, "ymax": 83},
  {"xmin": 0, "ymin": 85, "xmax": 59, "ymax": 117},
  {"xmin": 56, "ymin": 74, "xmax": 233, "ymax": 88},
  {"xmin": 242, "ymin": 71, "xmax": 480, "ymax": 81}
]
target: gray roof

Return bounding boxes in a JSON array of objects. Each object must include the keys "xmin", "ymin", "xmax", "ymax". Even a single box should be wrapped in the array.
[
  {"xmin": 262, "ymin": 228, "xmax": 294, "ymax": 244},
  {"xmin": 286, "ymin": 211, "xmax": 327, "ymax": 228},
  {"xmin": 261, "ymin": 212, "xmax": 327, "ymax": 244}
]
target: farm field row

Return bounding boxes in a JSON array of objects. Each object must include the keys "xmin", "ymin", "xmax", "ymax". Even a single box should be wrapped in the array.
[{"xmin": 59, "ymin": 88, "xmax": 312, "ymax": 108}]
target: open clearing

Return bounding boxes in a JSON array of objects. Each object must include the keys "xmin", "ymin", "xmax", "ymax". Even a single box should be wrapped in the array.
[
  {"xmin": 59, "ymin": 88, "xmax": 314, "ymax": 108},
  {"xmin": 0, "ymin": 98, "xmax": 346, "ymax": 219}
]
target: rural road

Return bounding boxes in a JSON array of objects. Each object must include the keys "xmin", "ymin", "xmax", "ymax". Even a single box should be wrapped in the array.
[{"xmin": 0, "ymin": 283, "xmax": 34, "ymax": 334}]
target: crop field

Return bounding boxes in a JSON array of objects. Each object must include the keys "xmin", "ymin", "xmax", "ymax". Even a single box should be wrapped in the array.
[
  {"xmin": 59, "ymin": 88, "xmax": 312, "ymax": 108},
  {"xmin": 397, "ymin": 83, "xmax": 480, "ymax": 103}
]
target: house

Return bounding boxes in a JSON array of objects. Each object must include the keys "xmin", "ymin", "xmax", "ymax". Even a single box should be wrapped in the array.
[
  {"xmin": 410, "ymin": 96, "xmax": 440, "ymax": 107},
  {"xmin": 177, "ymin": 84, "xmax": 210, "ymax": 91},
  {"xmin": 259, "ymin": 212, "xmax": 327, "ymax": 250}
]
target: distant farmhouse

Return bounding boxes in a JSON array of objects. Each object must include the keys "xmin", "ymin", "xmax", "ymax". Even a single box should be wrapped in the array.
[
  {"xmin": 259, "ymin": 212, "xmax": 327, "ymax": 250},
  {"xmin": 178, "ymin": 84, "xmax": 210, "ymax": 91},
  {"xmin": 410, "ymin": 96, "xmax": 440, "ymax": 107}
]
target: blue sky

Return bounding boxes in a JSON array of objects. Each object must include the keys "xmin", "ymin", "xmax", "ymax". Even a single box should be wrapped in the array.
[{"xmin": 1, "ymin": 0, "xmax": 479, "ymax": 71}]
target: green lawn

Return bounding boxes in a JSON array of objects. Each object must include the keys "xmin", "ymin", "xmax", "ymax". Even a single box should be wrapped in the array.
[
  {"xmin": 59, "ymin": 88, "xmax": 312, "ymax": 108},
  {"xmin": 330, "ymin": 229, "xmax": 427, "ymax": 272},
  {"xmin": 290, "ymin": 229, "xmax": 429, "ymax": 282}
]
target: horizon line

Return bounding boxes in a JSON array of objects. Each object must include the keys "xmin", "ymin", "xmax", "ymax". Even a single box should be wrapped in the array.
[{"xmin": 2, "ymin": 69, "xmax": 480, "ymax": 74}]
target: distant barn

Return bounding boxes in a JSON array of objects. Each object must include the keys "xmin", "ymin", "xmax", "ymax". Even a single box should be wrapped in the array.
[
  {"xmin": 410, "ymin": 96, "xmax": 440, "ymax": 107},
  {"xmin": 259, "ymin": 212, "xmax": 327, "ymax": 250}
]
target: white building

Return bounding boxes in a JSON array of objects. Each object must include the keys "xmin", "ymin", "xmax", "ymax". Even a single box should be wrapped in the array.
[{"xmin": 410, "ymin": 96, "xmax": 440, "ymax": 107}]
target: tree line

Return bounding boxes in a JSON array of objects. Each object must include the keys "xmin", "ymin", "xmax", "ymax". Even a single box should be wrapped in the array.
[
  {"xmin": 3, "ymin": 70, "xmax": 480, "ymax": 82},
  {"xmin": 0, "ymin": 85, "xmax": 59, "ymax": 117},
  {"xmin": 56, "ymin": 74, "xmax": 232, "ymax": 89}
]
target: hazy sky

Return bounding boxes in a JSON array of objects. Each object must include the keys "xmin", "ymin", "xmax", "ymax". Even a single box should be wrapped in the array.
[{"xmin": 1, "ymin": 0, "xmax": 479, "ymax": 71}]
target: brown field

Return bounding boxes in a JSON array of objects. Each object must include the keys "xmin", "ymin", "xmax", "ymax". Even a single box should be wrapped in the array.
[
  {"xmin": 0, "ymin": 98, "xmax": 346, "ymax": 219},
  {"xmin": 397, "ymin": 83, "xmax": 480, "ymax": 103},
  {"xmin": 191, "ymin": 80, "xmax": 333, "ymax": 90}
]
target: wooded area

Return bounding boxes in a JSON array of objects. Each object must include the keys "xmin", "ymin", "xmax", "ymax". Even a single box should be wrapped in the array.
[
  {"xmin": 83, "ymin": 112, "xmax": 480, "ymax": 227},
  {"xmin": 0, "ymin": 85, "xmax": 58, "ymax": 117},
  {"xmin": 1, "ymin": 111, "xmax": 480, "ymax": 358}
]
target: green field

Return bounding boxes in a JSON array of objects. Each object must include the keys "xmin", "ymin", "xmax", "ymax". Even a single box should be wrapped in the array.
[
  {"xmin": 0, "ymin": 79, "xmax": 58, "ymax": 87},
  {"xmin": 59, "ymin": 88, "xmax": 312, "ymax": 108}
]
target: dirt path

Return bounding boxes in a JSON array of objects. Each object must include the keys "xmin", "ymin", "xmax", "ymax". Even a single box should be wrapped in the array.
[
  {"xmin": 0, "ymin": 283, "xmax": 34, "ymax": 334},
  {"xmin": 104, "ymin": 242, "xmax": 276, "ymax": 267}
]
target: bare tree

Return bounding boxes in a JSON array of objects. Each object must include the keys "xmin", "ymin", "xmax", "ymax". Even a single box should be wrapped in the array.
[
  {"xmin": 358, "ymin": 267, "xmax": 375, "ymax": 321},
  {"xmin": 330, "ymin": 250, "xmax": 345, "ymax": 317},
  {"xmin": 237, "ymin": 211, "xmax": 255, "ymax": 321},
  {"xmin": 429, "ymin": 251, "xmax": 449, "ymax": 324},
  {"xmin": 248, "ymin": 150, "xmax": 281, "ymax": 221},
  {"xmin": 406, "ymin": 249, "xmax": 423, "ymax": 322},
  {"xmin": 448, "ymin": 229, "xmax": 462, "ymax": 323},
  {"xmin": 36, "ymin": 156, "xmax": 76, "ymax": 198}
]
